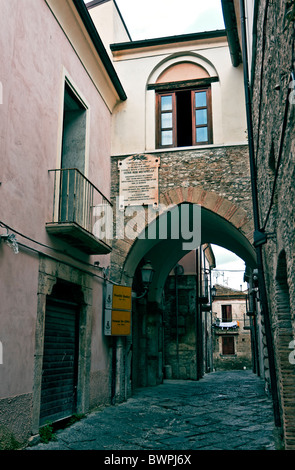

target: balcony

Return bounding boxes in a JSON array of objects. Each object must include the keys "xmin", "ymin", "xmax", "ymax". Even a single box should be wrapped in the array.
[
  {"xmin": 46, "ymin": 168, "xmax": 112, "ymax": 255},
  {"xmin": 213, "ymin": 319, "xmax": 240, "ymax": 334}
]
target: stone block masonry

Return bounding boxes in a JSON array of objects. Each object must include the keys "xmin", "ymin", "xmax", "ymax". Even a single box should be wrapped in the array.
[
  {"xmin": 111, "ymin": 144, "xmax": 252, "ymax": 218},
  {"xmin": 250, "ymin": 0, "xmax": 295, "ymax": 450}
]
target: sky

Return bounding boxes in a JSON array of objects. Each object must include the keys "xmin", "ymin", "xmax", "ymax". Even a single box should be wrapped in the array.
[
  {"xmin": 85, "ymin": 0, "xmax": 225, "ymax": 40},
  {"xmin": 115, "ymin": 0, "xmax": 225, "ymax": 40},
  {"xmin": 211, "ymin": 245, "xmax": 248, "ymax": 291}
]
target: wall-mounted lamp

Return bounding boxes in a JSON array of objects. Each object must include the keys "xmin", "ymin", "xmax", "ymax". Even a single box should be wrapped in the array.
[
  {"xmin": 141, "ymin": 260, "xmax": 154, "ymax": 288},
  {"xmin": 133, "ymin": 260, "xmax": 155, "ymax": 299}
]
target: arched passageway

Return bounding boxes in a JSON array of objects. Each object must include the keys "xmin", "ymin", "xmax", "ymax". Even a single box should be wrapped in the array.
[
  {"xmin": 109, "ymin": 195, "xmax": 257, "ymax": 400},
  {"xmin": 121, "ymin": 204, "xmax": 255, "ymax": 303}
]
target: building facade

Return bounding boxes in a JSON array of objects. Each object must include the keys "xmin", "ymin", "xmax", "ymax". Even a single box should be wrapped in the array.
[
  {"xmin": 212, "ymin": 284, "xmax": 252, "ymax": 370},
  {"xmin": 163, "ymin": 246, "xmax": 216, "ymax": 381},
  {"xmin": 0, "ymin": 0, "xmax": 127, "ymax": 449}
]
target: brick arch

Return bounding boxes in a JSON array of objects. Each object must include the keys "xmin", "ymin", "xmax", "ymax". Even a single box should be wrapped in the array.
[
  {"xmin": 160, "ymin": 186, "xmax": 254, "ymax": 243},
  {"xmin": 110, "ymin": 186, "xmax": 255, "ymax": 286}
]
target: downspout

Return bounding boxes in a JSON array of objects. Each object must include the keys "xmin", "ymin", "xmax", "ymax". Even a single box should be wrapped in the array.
[{"xmin": 239, "ymin": 0, "xmax": 281, "ymax": 428}]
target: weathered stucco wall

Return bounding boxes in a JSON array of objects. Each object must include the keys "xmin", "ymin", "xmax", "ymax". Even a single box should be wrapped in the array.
[{"xmin": 0, "ymin": 0, "xmax": 115, "ymax": 448}]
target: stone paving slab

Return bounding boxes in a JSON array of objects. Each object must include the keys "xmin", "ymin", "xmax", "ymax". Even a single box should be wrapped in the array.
[{"xmin": 26, "ymin": 370, "xmax": 277, "ymax": 452}]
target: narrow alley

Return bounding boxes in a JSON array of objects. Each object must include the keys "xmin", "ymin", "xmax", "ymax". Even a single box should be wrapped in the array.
[{"xmin": 27, "ymin": 370, "xmax": 276, "ymax": 452}]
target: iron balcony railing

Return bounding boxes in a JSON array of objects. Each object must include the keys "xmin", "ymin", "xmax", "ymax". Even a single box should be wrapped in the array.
[{"xmin": 47, "ymin": 168, "xmax": 113, "ymax": 250}]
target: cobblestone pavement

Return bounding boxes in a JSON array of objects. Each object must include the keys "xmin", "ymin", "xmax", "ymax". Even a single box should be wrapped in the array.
[{"xmin": 27, "ymin": 370, "xmax": 276, "ymax": 453}]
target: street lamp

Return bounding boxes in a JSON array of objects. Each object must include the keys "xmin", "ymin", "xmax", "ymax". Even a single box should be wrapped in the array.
[
  {"xmin": 133, "ymin": 260, "xmax": 155, "ymax": 299},
  {"xmin": 141, "ymin": 260, "xmax": 154, "ymax": 288},
  {"xmin": 211, "ymin": 285, "xmax": 217, "ymax": 300}
]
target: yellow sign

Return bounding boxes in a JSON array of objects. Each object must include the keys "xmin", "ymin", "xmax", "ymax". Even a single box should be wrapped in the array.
[
  {"xmin": 104, "ymin": 283, "xmax": 132, "ymax": 336},
  {"xmin": 112, "ymin": 285, "xmax": 132, "ymax": 311},
  {"xmin": 111, "ymin": 310, "xmax": 131, "ymax": 336}
]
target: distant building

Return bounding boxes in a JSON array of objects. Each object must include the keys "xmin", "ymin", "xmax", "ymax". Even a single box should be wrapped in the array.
[
  {"xmin": 212, "ymin": 285, "xmax": 252, "ymax": 370},
  {"xmin": 163, "ymin": 245, "xmax": 216, "ymax": 381}
]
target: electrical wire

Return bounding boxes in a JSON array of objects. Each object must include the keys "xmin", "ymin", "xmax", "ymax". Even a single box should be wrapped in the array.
[
  {"xmin": 0, "ymin": 220, "xmax": 108, "ymax": 271},
  {"xmin": 0, "ymin": 220, "xmax": 116, "ymax": 284}
]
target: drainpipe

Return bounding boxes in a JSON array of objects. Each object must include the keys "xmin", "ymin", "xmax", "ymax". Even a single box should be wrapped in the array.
[{"xmin": 239, "ymin": 0, "xmax": 281, "ymax": 428}]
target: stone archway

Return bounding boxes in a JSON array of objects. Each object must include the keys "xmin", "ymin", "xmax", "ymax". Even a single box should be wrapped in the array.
[
  {"xmin": 110, "ymin": 185, "xmax": 255, "ymax": 287},
  {"xmin": 109, "ymin": 184, "xmax": 256, "ymax": 401},
  {"xmin": 109, "ymin": 139, "xmax": 254, "ymax": 401}
]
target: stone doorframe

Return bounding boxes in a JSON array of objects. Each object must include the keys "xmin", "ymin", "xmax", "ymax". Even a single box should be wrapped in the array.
[{"xmin": 31, "ymin": 256, "xmax": 93, "ymax": 435}]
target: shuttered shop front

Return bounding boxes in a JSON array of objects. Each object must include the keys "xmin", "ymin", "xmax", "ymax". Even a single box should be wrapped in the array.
[{"xmin": 40, "ymin": 298, "xmax": 79, "ymax": 426}]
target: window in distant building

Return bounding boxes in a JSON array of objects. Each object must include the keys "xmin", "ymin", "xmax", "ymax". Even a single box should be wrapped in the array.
[
  {"xmin": 156, "ymin": 87, "xmax": 212, "ymax": 148},
  {"xmin": 221, "ymin": 304, "xmax": 232, "ymax": 322}
]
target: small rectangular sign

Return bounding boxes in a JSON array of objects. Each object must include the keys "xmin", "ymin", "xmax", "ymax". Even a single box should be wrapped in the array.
[
  {"xmin": 104, "ymin": 283, "xmax": 132, "ymax": 336},
  {"xmin": 112, "ymin": 285, "xmax": 132, "ymax": 311},
  {"xmin": 104, "ymin": 309, "xmax": 112, "ymax": 336},
  {"xmin": 111, "ymin": 310, "xmax": 131, "ymax": 336},
  {"xmin": 119, "ymin": 154, "xmax": 160, "ymax": 208}
]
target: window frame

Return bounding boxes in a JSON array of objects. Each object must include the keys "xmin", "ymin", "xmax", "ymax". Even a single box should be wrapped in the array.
[
  {"xmin": 221, "ymin": 305, "xmax": 232, "ymax": 322},
  {"xmin": 156, "ymin": 92, "xmax": 177, "ymax": 148},
  {"xmin": 156, "ymin": 85, "xmax": 212, "ymax": 149}
]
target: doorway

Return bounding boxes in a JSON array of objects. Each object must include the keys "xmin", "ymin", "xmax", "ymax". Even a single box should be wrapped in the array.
[{"xmin": 39, "ymin": 280, "xmax": 82, "ymax": 427}]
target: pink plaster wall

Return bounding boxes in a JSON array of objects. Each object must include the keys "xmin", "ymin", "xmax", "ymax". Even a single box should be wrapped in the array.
[{"xmin": 0, "ymin": 0, "xmax": 112, "ymax": 397}]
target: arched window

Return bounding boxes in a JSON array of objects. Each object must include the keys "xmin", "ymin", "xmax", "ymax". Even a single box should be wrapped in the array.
[{"xmin": 150, "ymin": 62, "xmax": 216, "ymax": 148}]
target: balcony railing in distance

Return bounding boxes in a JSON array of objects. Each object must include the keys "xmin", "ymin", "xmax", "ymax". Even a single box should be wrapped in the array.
[{"xmin": 46, "ymin": 168, "xmax": 112, "ymax": 255}]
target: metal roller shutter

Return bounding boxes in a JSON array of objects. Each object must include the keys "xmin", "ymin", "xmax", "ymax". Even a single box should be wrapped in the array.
[{"xmin": 40, "ymin": 297, "xmax": 79, "ymax": 426}]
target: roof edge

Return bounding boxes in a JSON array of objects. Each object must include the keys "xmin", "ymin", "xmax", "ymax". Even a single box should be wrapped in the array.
[
  {"xmin": 221, "ymin": 0, "xmax": 242, "ymax": 67},
  {"xmin": 110, "ymin": 29, "xmax": 227, "ymax": 52},
  {"xmin": 72, "ymin": 0, "xmax": 127, "ymax": 100}
]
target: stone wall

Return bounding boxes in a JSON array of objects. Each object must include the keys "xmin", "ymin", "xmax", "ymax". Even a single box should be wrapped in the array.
[
  {"xmin": 111, "ymin": 144, "xmax": 251, "ymax": 215},
  {"xmin": 251, "ymin": 0, "xmax": 295, "ymax": 449}
]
